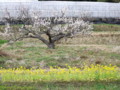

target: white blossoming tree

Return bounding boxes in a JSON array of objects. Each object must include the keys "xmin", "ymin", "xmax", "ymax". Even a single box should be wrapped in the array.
[{"xmin": 0, "ymin": 7, "xmax": 93, "ymax": 49}]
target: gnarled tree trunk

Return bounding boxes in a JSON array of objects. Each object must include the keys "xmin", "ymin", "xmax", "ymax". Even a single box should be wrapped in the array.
[{"xmin": 47, "ymin": 43, "xmax": 55, "ymax": 49}]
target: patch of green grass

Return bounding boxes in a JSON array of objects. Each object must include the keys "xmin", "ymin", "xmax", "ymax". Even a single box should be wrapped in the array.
[
  {"xmin": 46, "ymin": 61, "xmax": 59, "ymax": 66},
  {"xmin": 0, "ymin": 57, "xmax": 8, "ymax": 67},
  {"xmin": 0, "ymin": 40, "xmax": 8, "ymax": 45},
  {"xmin": 93, "ymin": 24, "xmax": 120, "ymax": 32},
  {"xmin": 2, "ymin": 43, "xmax": 120, "ymax": 68},
  {"xmin": 103, "ymin": 52, "xmax": 120, "ymax": 60},
  {"xmin": 15, "ymin": 41, "xmax": 24, "ymax": 47},
  {"xmin": 0, "ymin": 82, "xmax": 120, "ymax": 90},
  {"xmin": 41, "ymin": 82, "xmax": 120, "ymax": 90},
  {"xmin": 0, "ymin": 85, "xmax": 36, "ymax": 90},
  {"xmin": 36, "ymin": 56, "xmax": 54, "ymax": 62},
  {"xmin": 0, "ymin": 57, "xmax": 7, "ymax": 62}
]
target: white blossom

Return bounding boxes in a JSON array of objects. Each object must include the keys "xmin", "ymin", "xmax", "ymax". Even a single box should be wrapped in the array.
[{"xmin": 1, "ymin": 7, "xmax": 93, "ymax": 48}]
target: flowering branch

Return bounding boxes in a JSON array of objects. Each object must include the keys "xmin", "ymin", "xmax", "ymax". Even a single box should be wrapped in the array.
[{"xmin": 0, "ymin": 7, "xmax": 93, "ymax": 49}]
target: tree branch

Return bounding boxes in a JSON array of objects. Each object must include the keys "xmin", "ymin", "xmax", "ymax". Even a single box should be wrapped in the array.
[
  {"xmin": 29, "ymin": 35, "xmax": 49, "ymax": 45},
  {"xmin": 52, "ymin": 33, "xmax": 71, "ymax": 42},
  {"xmin": 46, "ymin": 30, "xmax": 53, "ymax": 43}
]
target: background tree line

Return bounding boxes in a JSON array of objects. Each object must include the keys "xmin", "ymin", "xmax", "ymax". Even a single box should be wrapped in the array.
[{"xmin": 38, "ymin": 0, "xmax": 120, "ymax": 3}]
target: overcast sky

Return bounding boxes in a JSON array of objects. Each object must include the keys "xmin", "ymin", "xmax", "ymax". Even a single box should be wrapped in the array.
[{"xmin": 0, "ymin": 0, "xmax": 38, "ymax": 2}]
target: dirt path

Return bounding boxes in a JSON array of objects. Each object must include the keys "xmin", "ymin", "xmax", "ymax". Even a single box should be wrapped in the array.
[
  {"xmin": 57, "ymin": 44, "xmax": 108, "ymax": 47},
  {"xmin": 57, "ymin": 44, "xmax": 120, "ymax": 53}
]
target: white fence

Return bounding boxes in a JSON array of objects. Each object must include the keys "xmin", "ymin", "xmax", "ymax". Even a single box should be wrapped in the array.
[{"xmin": 0, "ymin": 1, "xmax": 120, "ymax": 18}]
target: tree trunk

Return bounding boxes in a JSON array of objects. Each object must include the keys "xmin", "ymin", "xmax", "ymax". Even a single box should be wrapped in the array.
[{"xmin": 47, "ymin": 43, "xmax": 55, "ymax": 49}]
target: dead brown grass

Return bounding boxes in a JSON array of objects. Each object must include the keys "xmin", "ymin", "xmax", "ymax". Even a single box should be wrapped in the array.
[
  {"xmin": 56, "ymin": 32, "xmax": 120, "ymax": 45},
  {"xmin": 1, "ymin": 24, "xmax": 120, "ymax": 68},
  {"xmin": 0, "ymin": 50, "xmax": 9, "ymax": 57}
]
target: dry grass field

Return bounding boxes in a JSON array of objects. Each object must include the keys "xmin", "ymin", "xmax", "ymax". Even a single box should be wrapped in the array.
[
  {"xmin": 0, "ymin": 24, "xmax": 120, "ymax": 89},
  {"xmin": 0, "ymin": 24, "xmax": 120, "ymax": 68}
]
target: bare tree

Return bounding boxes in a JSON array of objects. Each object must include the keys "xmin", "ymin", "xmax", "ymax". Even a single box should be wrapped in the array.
[{"xmin": 0, "ymin": 7, "xmax": 93, "ymax": 49}]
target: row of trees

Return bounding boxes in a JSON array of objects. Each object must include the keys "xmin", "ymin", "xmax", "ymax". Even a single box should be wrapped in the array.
[{"xmin": 38, "ymin": 0, "xmax": 120, "ymax": 3}]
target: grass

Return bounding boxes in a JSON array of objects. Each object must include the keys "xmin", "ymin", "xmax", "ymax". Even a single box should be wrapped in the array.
[
  {"xmin": 93, "ymin": 24, "xmax": 120, "ymax": 32},
  {"xmin": 0, "ymin": 82, "xmax": 120, "ymax": 90},
  {"xmin": 0, "ymin": 85, "xmax": 36, "ymax": 90},
  {"xmin": 0, "ymin": 24, "xmax": 120, "ymax": 89},
  {"xmin": 57, "ymin": 32, "xmax": 120, "ymax": 45},
  {"xmin": 0, "ymin": 40, "xmax": 9, "ymax": 67},
  {"xmin": 2, "ymin": 43, "xmax": 120, "ymax": 68},
  {"xmin": 0, "ymin": 40, "xmax": 8, "ymax": 45}
]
